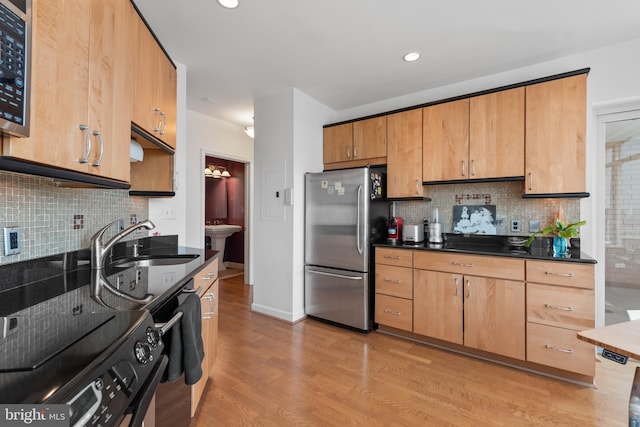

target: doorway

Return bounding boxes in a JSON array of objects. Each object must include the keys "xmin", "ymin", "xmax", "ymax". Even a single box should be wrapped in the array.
[
  {"xmin": 204, "ymin": 155, "xmax": 247, "ymax": 279},
  {"xmin": 603, "ymin": 113, "xmax": 640, "ymax": 324}
]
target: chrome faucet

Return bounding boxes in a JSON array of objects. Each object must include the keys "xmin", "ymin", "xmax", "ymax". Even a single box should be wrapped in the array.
[{"xmin": 91, "ymin": 219, "xmax": 155, "ymax": 269}]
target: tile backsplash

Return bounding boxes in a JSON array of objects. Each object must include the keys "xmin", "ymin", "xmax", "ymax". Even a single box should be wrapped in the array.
[
  {"xmin": 0, "ymin": 171, "xmax": 148, "ymax": 265},
  {"xmin": 396, "ymin": 181, "xmax": 580, "ymax": 236}
]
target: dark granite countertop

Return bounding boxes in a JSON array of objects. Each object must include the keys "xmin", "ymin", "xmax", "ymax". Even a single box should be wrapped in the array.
[
  {"xmin": 374, "ymin": 233, "xmax": 596, "ymax": 264},
  {"xmin": 0, "ymin": 235, "xmax": 218, "ymax": 316}
]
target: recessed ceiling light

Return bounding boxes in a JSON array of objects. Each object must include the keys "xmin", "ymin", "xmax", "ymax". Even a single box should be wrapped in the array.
[
  {"xmin": 217, "ymin": 0, "xmax": 239, "ymax": 8},
  {"xmin": 403, "ymin": 52, "xmax": 421, "ymax": 62}
]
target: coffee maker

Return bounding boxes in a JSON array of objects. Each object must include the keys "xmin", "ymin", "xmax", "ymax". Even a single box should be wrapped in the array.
[{"xmin": 387, "ymin": 201, "xmax": 403, "ymax": 243}]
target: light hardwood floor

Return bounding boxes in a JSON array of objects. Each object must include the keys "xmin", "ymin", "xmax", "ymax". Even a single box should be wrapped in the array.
[{"xmin": 193, "ymin": 274, "xmax": 637, "ymax": 426}]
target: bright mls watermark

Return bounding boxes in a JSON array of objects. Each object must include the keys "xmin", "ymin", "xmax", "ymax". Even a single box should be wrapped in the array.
[{"xmin": 0, "ymin": 405, "xmax": 69, "ymax": 426}]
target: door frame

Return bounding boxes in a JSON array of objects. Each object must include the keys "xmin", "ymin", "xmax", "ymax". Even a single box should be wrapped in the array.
[
  {"xmin": 202, "ymin": 149, "xmax": 252, "ymax": 284},
  {"xmin": 593, "ymin": 96, "xmax": 640, "ymax": 326}
]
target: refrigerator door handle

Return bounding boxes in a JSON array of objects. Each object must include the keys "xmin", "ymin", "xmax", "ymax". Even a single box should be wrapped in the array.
[
  {"xmin": 307, "ymin": 268, "xmax": 364, "ymax": 281},
  {"xmin": 356, "ymin": 184, "xmax": 363, "ymax": 254}
]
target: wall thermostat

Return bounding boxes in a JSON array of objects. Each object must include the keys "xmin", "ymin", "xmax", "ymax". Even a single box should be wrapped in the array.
[{"xmin": 3, "ymin": 226, "xmax": 21, "ymax": 256}]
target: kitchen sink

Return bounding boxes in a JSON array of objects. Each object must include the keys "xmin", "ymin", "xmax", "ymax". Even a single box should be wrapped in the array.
[{"xmin": 110, "ymin": 253, "xmax": 200, "ymax": 268}]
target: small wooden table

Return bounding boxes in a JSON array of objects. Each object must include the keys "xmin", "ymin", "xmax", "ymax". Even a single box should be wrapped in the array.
[{"xmin": 579, "ymin": 320, "xmax": 640, "ymax": 426}]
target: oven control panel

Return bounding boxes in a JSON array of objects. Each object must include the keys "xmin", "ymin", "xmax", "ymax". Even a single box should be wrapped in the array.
[{"xmin": 65, "ymin": 314, "xmax": 165, "ymax": 427}]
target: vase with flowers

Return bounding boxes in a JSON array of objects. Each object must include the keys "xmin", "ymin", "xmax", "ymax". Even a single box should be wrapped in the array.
[{"xmin": 524, "ymin": 206, "xmax": 586, "ymax": 257}]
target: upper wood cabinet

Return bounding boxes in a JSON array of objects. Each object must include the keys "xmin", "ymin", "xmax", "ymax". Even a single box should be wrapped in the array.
[
  {"xmin": 422, "ymin": 99, "xmax": 469, "ymax": 182},
  {"xmin": 525, "ymin": 74, "xmax": 587, "ymax": 195},
  {"xmin": 387, "ymin": 109, "xmax": 426, "ymax": 198},
  {"xmin": 2, "ymin": 0, "xmax": 133, "ymax": 182},
  {"xmin": 423, "ymin": 88, "xmax": 524, "ymax": 182},
  {"xmin": 323, "ymin": 117, "xmax": 386, "ymax": 170},
  {"xmin": 323, "ymin": 123, "xmax": 352, "ymax": 164},
  {"xmin": 133, "ymin": 13, "xmax": 177, "ymax": 150},
  {"xmin": 469, "ymin": 87, "xmax": 525, "ymax": 179}
]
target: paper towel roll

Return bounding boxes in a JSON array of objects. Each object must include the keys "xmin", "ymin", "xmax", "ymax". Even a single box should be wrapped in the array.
[{"xmin": 130, "ymin": 139, "xmax": 144, "ymax": 162}]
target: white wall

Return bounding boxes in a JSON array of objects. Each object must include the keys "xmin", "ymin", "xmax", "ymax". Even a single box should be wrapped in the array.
[{"xmin": 251, "ymin": 88, "xmax": 331, "ymax": 321}]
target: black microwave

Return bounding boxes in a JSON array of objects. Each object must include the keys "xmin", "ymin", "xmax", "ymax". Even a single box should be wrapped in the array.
[{"xmin": 0, "ymin": 0, "xmax": 30, "ymax": 137}]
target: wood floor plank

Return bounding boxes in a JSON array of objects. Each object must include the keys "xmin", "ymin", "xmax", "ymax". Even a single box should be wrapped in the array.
[{"xmin": 192, "ymin": 274, "xmax": 636, "ymax": 426}]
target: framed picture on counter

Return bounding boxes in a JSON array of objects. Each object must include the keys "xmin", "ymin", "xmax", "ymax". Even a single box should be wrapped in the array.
[{"xmin": 453, "ymin": 204, "xmax": 497, "ymax": 235}]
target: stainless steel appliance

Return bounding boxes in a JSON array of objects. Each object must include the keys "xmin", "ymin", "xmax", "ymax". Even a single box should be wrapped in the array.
[
  {"xmin": 304, "ymin": 166, "xmax": 387, "ymax": 331},
  {"xmin": 402, "ymin": 223, "xmax": 423, "ymax": 244},
  {"xmin": 0, "ymin": 0, "xmax": 31, "ymax": 137}
]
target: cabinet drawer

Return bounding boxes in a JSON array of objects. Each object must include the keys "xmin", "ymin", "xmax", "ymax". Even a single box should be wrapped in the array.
[
  {"xmin": 194, "ymin": 258, "xmax": 219, "ymax": 293},
  {"xmin": 414, "ymin": 251, "xmax": 524, "ymax": 281},
  {"xmin": 526, "ymin": 260, "xmax": 594, "ymax": 289},
  {"xmin": 376, "ymin": 247, "xmax": 413, "ymax": 268},
  {"xmin": 375, "ymin": 294, "xmax": 412, "ymax": 332},
  {"xmin": 527, "ymin": 284, "xmax": 594, "ymax": 330},
  {"xmin": 375, "ymin": 264, "xmax": 413, "ymax": 299},
  {"xmin": 527, "ymin": 322, "xmax": 595, "ymax": 377}
]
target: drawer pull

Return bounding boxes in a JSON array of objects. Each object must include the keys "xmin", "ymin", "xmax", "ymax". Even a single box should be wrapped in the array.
[
  {"xmin": 384, "ymin": 308, "xmax": 401, "ymax": 316},
  {"xmin": 384, "ymin": 278, "xmax": 402, "ymax": 284},
  {"xmin": 544, "ymin": 303, "xmax": 573, "ymax": 311},
  {"xmin": 545, "ymin": 344, "xmax": 573, "ymax": 354},
  {"xmin": 384, "ymin": 255, "xmax": 402, "ymax": 260},
  {"xmin": 466, "ymin": 279, "xmax": 471, "ymax": 298},
  {"xmin": 545, "ymin": 271, "xmax": 574, "ymax": 278},
  {"xmin": 454, "ymin": 277, "xmax": 459, "ymax": 296},
  {"xmin": 452, "ymin": 261, "xmax": 474, "ymax": 267}
]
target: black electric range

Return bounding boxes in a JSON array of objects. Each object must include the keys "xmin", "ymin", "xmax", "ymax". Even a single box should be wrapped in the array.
[{"xmin": 0, "ymin": 237, "xmax": 206, "ymax": 426}]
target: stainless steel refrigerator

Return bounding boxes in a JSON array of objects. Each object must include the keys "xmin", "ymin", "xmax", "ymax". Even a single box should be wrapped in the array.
[{"xmin": 304, "ymin": 166, "xmax": 387, "ymax": 331}]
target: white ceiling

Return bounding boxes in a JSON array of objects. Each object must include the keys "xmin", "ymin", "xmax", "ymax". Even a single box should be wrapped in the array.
[{"xmin": 134, "ymin": 0, "xmax": 640, "ymax": 128}]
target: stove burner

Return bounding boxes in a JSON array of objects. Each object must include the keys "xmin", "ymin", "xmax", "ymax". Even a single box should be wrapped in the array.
[{"xmin": 0, "ymin": 313, "xmax": 115, "ymax": 372}]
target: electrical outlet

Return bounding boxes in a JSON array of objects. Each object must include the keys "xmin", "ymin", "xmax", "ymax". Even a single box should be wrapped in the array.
[
  {"xmin": 163, "ymin": 272, "xmax": 176, "ymax": 287},
  {"xmin": 510, "ymin": 220, "xmax": 521, "ymax": 233},
  {"xmin": 3, "ymin": 226, "xmax": 21, "ymax": 255}
]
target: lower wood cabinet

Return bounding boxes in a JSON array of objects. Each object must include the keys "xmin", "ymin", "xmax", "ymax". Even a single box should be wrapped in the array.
[
  {"xmin": 375, "ymin": 247, "xmax": 596, "ymax": 382},
  {"xmin": 191, "ymin": 257, "xmax": 219, "ymax": 416},
  {"xmin": 525, "ymin": 260, "xmax": 595, "ymax": 377}
]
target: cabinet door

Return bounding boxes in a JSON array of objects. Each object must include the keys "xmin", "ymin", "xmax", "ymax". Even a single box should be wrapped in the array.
[
  {"xmin": 323, "ymin": 123, "xmax": 353, "ymax": 164},
  {"xmin": 157, "ymin": 52, "xmax": 177, "ymax": 149},
  {"xmin": 413, "ymin": 270, "xmax": 463, "ymax": 344},
  {"xmin": 422, "ymin": 99, "xmax": 469, "ymax": 182},
  {"xmin": 133, "ymin": 13, "xmax": 160, "ymax": 136},
  {"xmin": 463, "ymin": 276, "xmax": 525, "ymax": 360},
  {"xmin": 191, "ymin": 288, "xmax": 211, "ymax": 417},
  {"xmin": 86, "ymin": 0, "xmax": 133, "ymax": 182},
  {"xmin": 469, "ymin": 87, "xmax": 524, "ymax": 179},
  {"xmin": 387, "ymin": 109, "xmax": 424, "ymax": 198},
  {"xmin": 209, "ymin": 279, "xmax": 219, "ymax": 371},
  {"xmin": 525, "ymin": 74, "xmax": 587, "ymax": 194},
  {"xmin": 4, "ymin": 0, "xmax": 91, "ymax": 173},
  {"xmin": 353, "ymin": 116, "xmax": 386, "ymax": 161}
]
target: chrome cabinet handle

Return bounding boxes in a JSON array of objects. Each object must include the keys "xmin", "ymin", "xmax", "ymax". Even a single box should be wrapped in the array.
[
  {"xmin": 384, "ymin": 308, "xmax": 401, "ymax": 316},
  {"xmin": 159, "ymin": 111, "xmax": 167, "ymax": 135},
  {"xmin": 203, "ymin": 294, "xmax": 214, "ymax": 318},
  {"xmin": 383, "ymin": 255, "xmax": 402, "ymax": 260},
  {"xmin": 91, "ymin": 130, "xmax": 104, "ymax": 167},
  {"xmin": 471, "ymin": 159, "xmax": 476, "ymax": 176},
  {"xmin": 78, "ymin": 124, "xmax": 91, "ymax": 163},
  {"xmin": 461, "ymin": 160, "xmax": 466, "ymax": 177},
  {"xmin": 153, "ymin": 107, "xmax": 163, "ymax": 132},
  {"xmin": 545, "ymin": 344, "xmax": 573, "ymax": 354},
  {"xmin": 545, "ymin": 303, "xmax": 573, "ymax": 311},
  {"xmin": 415, "ymin": 179, "xmax": 420, "ymax": 195},
  {"xmin": 545, "ymin": 271, "xmax": 575, "ymax": 278},
  {"xmin": 353, "ymin": 143, "xmax": 358, "ymax": 159},
  {"xmin": 528, "ymin": 172, "xmax": 533, "ymax": 190},
  {"xmin": 383, "ymin": 278, "xmax": 402, "ymax": 284},
  {"xmin": 466, "ymin": 279, "xmax": 471, "ymax": 298},
  {"xmin": 454, "ymin": 277, "xmax": 459, "ymax": 296},
  {"xmin": 452, "ymin": 261, "xmax": 474, "ymax": 267},
  {"xmin": 346, "ymin": 145, "xmax": 351, "ymax": 159}
]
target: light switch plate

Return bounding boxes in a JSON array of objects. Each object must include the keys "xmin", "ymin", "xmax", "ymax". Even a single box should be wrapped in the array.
[
  {"xmin": 3, "ymin": 226, "xmax": 21, "ymax": 255},
  {"xmin": 529, "ymin": 220, "xmax": 540, "ymax": 233}
]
